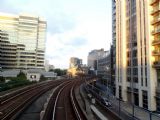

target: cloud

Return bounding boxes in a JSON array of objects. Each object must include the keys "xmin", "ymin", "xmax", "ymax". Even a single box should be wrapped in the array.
[
  {"xmin": 0, "ymin": 0, "xmax": 112, "ymax": 68},
  {"xmin": 45, "ymin": 30, "xmax": 90, "ymax": 68},
  {"xmin": 65, "ymin": 37, "xmax": 88, "ymax": 46},
  {"xmin": 47, "ymin": 13, "xmax": 76, "ymax": 34}
]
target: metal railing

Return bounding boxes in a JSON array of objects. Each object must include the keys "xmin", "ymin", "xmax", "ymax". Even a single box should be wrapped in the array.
[{"xmin": 85, "ymin": 83, "xmax": 160, "ymax": 120}]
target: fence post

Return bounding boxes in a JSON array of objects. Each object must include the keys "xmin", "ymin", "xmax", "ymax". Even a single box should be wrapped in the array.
[
  {"xmin": 149, "ymin": 111, "xmax": 152, "ymax": 120},
  {"xmin": 119, "ymin": 98, "xmax": 121, "ymax": 116},
  {"xmin": 132, "ymin": 104, "xmax": 134, "ymax": 119}
]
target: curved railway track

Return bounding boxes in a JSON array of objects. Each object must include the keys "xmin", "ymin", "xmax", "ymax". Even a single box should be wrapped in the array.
[
  {"xmin": 0, "ymin": 79, "xmax": 68, "ymax": 120},
  {"xmin": 42, "ymin": 79, "xmax": 87, "ymax": 120},
  {"xmin": 0, "ymin": 80, "xmax": 66, "ymax": 104},
  {"xmin": 70, "ymin": 81, "xmax": 87, "ymax": 120}
]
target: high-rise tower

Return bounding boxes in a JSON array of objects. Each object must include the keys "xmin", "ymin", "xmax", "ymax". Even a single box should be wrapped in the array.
[
  {"xmin": 115, "ymin": 0, "xmax": 157, "ymax": 111},
  {"xmin": 0, "ymin": 12, "xmax": 46, "ymax": 69}
]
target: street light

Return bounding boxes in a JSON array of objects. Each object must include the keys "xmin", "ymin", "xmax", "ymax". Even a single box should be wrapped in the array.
[{"xmin": 105, "ymin": 66, "xmax": 110, "ymax": 99}]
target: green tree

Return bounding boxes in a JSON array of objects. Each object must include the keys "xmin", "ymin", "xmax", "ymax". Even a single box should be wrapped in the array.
[
  {"xmin": 49, "ymin": 69, "xmax": 54, "ymax": 72},
  {"xmin": 0, "ymin": 76, "xmax": 5, "ymax": 82},
  {"xmin": 50, "ymin": 68, "xmax": 67, "ymax": 76},
  {"xmin": 62, "ymin": 69, "xmax": 66, "ymax": 75},
  {"xmin": 16, "ymin": 71, "xmax": 27, "ymax": 80},
  {"xmin": 53, "ymin": 68, "xmax": 61, "ymax": 76}
]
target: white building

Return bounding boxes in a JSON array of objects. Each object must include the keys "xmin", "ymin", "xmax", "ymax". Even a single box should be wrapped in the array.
[
  {"xmin": 115, "ymin": 0, "xmax": 160, "ymax": 111},
  {"xmin": 0, "ymin": 70, "xmax": 20, "ymax": 78},
  {"xmin": 87, "ymin": 49, "xmax": 107, "ymax": 75},
  {"xmin": 26, "ymin": 69, "xmax": 57, "ymax": 81}
]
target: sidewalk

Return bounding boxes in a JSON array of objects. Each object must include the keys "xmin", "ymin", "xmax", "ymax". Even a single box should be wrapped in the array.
[
  {"xmin": 79, "ymin": 84, "xmax": 96, "ymax": 120},
  {"xmin": 82, "ymin": 84, "xmax": 121, "ymax": 120},
  {"xmin": 108, "ymin": 95, "xmax": 160, "ymax": 120},
  {"xmin": 85, "ymin": 83, "xmax": 160, "ymax": 120}
]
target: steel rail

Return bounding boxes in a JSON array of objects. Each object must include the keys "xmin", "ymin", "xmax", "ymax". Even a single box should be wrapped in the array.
[
  {"xmin": 0, "ymin": 80, "xmax": 66, "ymax": 120},
  {"xmin": 52, "ymin": 81, "xmax": 72, "ymax": 120},
  {"xmin": 70, "ymin": 83, "xmax": 82, "ymax": 120},
  {"xmin": 0, "ymin": 80, "xmax": 62, "ymax": 104}
]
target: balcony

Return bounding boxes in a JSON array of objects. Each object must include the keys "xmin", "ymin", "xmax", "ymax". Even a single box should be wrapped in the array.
[
  {"xmin": 152, "ymin": 39, "xmax": 160, "ymax": 45},
  {"xmin": 152, "ymin": 29, "xmax": 160, "ymax": 35},
  {"xmin": 153, "ymin": 61, "xmax": 160, "ymax": 68},
  {"xmin": 152, "ymin": 50, "xmax": 160, "ymax": 56},
  {"xmin": 151, "ymin": 7, "xmax": 160, "ymax": 15},
  {"xmin": 113, "ymin": 23, "xmax": 116, "ymax": 28},
  {"xmin": 150, "ymin": 0, "xmax": 159, "ymax": 6},
  {"xmin": 113, "ymin": 10, "xmax": 116, "ymax": 15},
  {"xmin": 113, "ymin": 29, "xmax": 116, "ymax": 34},
  {"xmin": 151, "ymin": 18, "xmax": 160, "ymax": 25}
]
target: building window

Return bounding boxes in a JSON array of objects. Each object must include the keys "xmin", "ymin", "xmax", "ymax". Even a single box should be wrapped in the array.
[
  {"xmin": 133, "ymin": 68, "xmax": 138, "ymax": 76},
  {"xmin": 127, "ymin": 77, "xmax": 131, "ymax": 82},
  {"xmin": 157, "ymin": 70, "xmax": 160, "ymax": 87},
  {"xmin": 127, "ymin": 51, "xmax": 130, "ymax": 57},
  {"xmin": 30, "ymin": 75, "xmax": 36, "ymax": 79},
  {"xmin": 141, "ymin": 67, "xmax": 143, "ymax": 76},
  {"xmin": 141, "ymin": 78, "xmax": 143, "ymax": 86},
  {"xmin": 133, "ymin": 59, "xmax": 137, "ymax": 66},
  {"xmin": 132, "ymin": 50, "xmax": 137, "ymax": 57},
  {"xmin": 119, "ymin": 86, "xmax": 122, "ymax": 99},
  {"xmin": 156, "ymin": 93, "xmax": 160, "ymax": 112},
  {"xmin": 145, "ymin": 57, "xmax": 147, "ymax": 66},
  {"xmin": 156, "ymin": 98, "xmax": 160, "ymax": 112},
  {"xmin": 127, "ymin": 60, "xmax": 131, "ymax": 67},
  {"xmin": 127, "ymin": 68, "xmax": 131, "ymax": 75},
  {"xmin": 145, "ymin": 67, "xmax": 147, "ymax": 76},
  {"xmin": 133, "ymin": 77, "xmax": 138, "ymax": 83},
  {"xmin": 134, "ymin": 89, "xmax": 139, "ymax": 106},
  {"xmin": 142, "ymin": 90, "xmax": 148, "ymax": 109},
  {"xmin": 145, "ymin": 78, "xmax": 147, "ymax": 87}
]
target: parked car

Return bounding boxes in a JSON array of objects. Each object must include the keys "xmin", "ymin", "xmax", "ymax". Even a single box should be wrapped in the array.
[{"xmin": 101, "ymin": 98, "xmax": 111, "ymax": 107}]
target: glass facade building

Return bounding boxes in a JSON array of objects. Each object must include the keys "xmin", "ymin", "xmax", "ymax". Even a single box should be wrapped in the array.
[
  {"xmin": 112, "ymin": 0, "xmax": 116, "ymax": 96},
  {"xmin": 0, "ymin": 12, "xmax": 46, "ymax": 69}
]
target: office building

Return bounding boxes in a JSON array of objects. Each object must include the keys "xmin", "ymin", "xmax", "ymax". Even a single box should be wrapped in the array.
[
  {"xmin": 0, "ymin": 12, "xmax": 46, "ymax": 69},
  {"xmin": 69, "ymin": 57, "xmax": 82, "ymax": 68},
  {"xmin": 112, "ymin": 0, "xmax": 116, "ymax": 96},
  {"xmin": 115, "ymin": 0, "xmax": 160, "ymax": 111},
  {"xmin": 87, "ymin": 49, "xmax": 106, "ymax": 74},
  {"xmin": 68, "ymin": 57, "xmax": 86, "ymax": 77},
  {"xmin": 97, "ymin": 51, "xmax": 110, "ymax": 85}
]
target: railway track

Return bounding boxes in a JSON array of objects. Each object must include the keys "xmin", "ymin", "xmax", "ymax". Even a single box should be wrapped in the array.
[
  {"xmin": 0, "ymin": 79, "xmax": 68, "ymax": 120},
  {"xmin": 42, "ymin": 79, "xmax": 87, "ymax": 120},
  {"xmin": 0, "ymin": 80, "xmax": 63, "ymax": 103},
  {"xmin": 70, "ymin": 81, "xmax": 87, "ymax": 120}
]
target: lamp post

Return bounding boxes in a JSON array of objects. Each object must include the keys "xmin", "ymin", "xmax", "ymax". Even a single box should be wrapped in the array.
[
  {"xmin": 118, "ymin": 97, "xmax": 121, "ymax": 116},
  {"xmin": 106, "ymin": 66, "xmax": 110, "ymax": 99}
]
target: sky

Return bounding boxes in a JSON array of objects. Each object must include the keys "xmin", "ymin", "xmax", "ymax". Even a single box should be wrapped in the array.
[{"xmin": 0, "ymin": 0, "xmax": 112, "ymax": 69}]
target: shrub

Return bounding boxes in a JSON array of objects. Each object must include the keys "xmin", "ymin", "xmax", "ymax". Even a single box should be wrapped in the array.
[
  {"xmin": 39, "ymin": 75, "xmax": 47, "ymax": 82},
  {"xmin": 0, "ymin": 76, "xmax": 5, "ymax": 82},
  {"xmin": 0, "ymin": 72, "xmax": 33, "ymax": 92}
]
